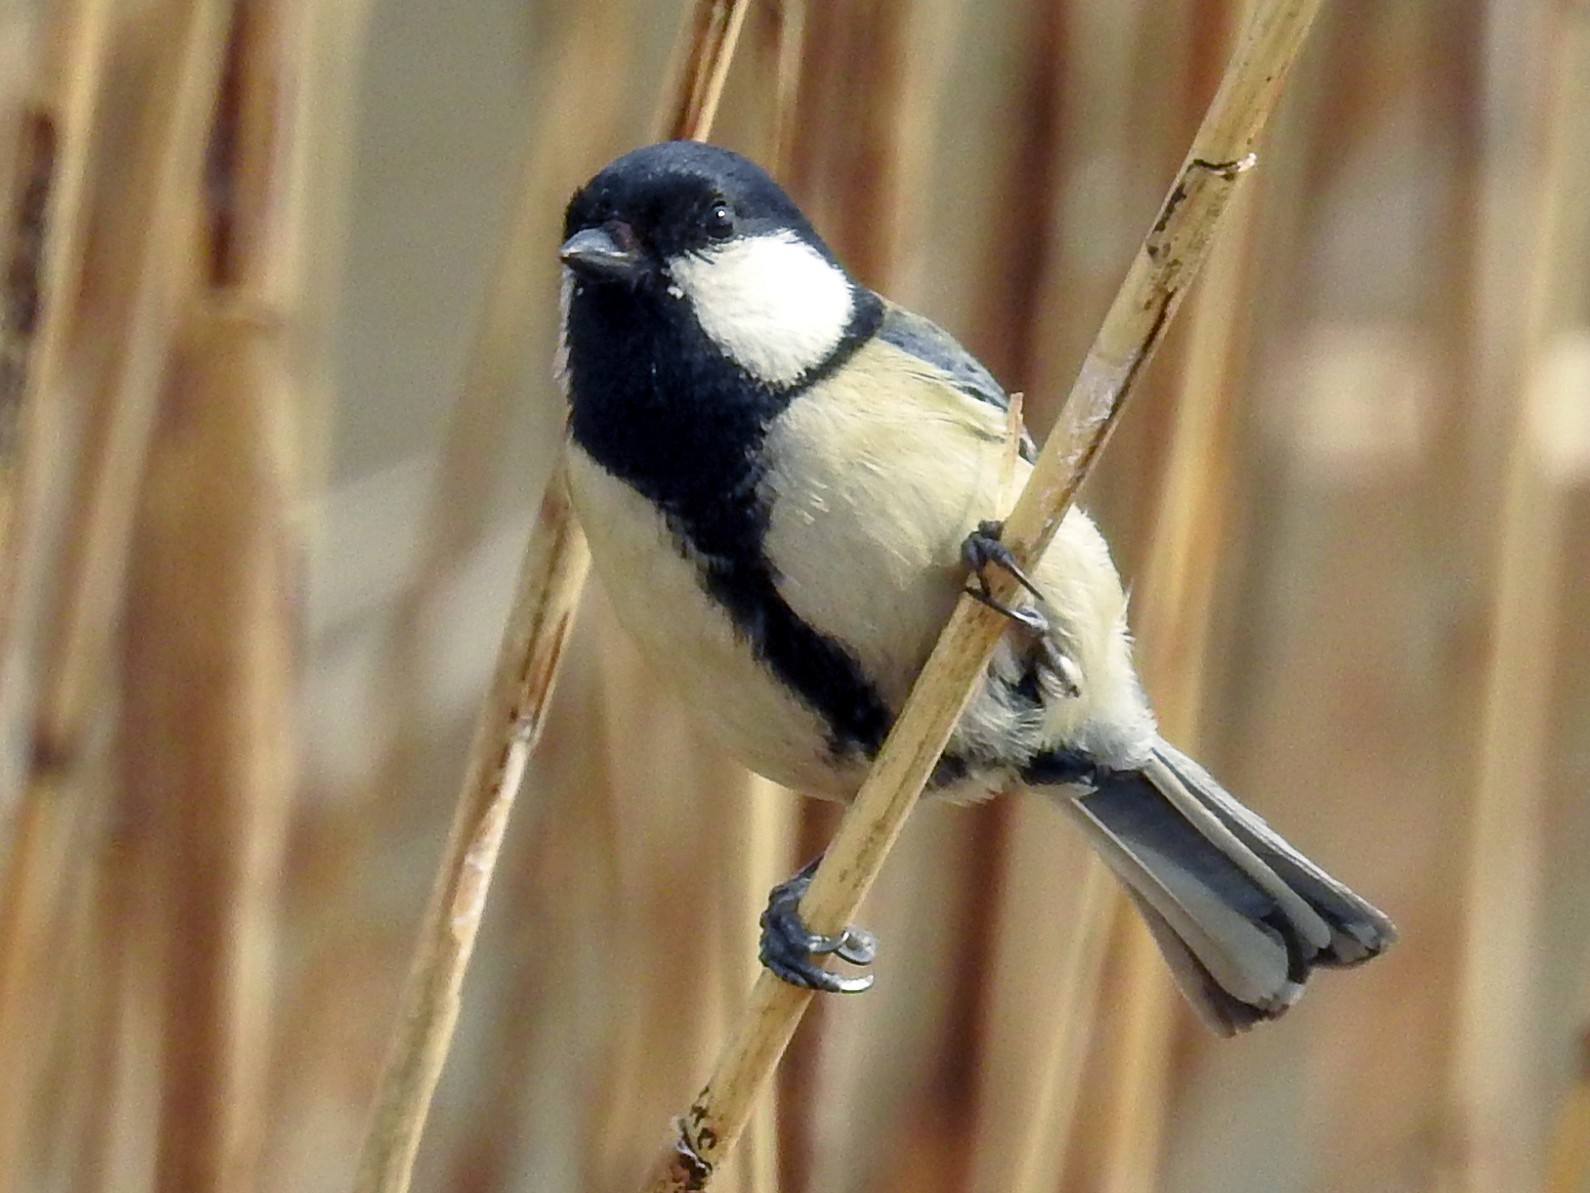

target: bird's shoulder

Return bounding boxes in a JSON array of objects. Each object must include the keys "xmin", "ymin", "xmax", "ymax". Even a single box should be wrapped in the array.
[{"xmin": 870, "ymin": 298, "xmax": 1036, "ymax": 462}]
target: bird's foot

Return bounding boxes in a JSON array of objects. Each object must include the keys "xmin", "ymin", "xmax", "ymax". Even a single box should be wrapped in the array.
[
  {"xmin": 759, "ymin": 858, "xmax": 878, "ymax": 994},
  {"xmin": 963, "ymin": 520, "xmax": 1047, "ymax": 633}
]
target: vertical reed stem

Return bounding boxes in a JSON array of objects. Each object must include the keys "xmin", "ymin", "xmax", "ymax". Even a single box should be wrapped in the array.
[
  {"xmin": 0, "ymin": 1, "xmax": 232, "ymax": 1187},
  {"xmin": 133, "ymin": 3, "xmax": 306, "ymax": 1187},
  {"xmin": 348, "ymin": 5, "xmax": 750, "ymax": 1189},
  {"xmin": 0, "ymin": 0, "xmax": 112, "ymax": 663},
  {"xmin": 1452, "ymin": 2, "xmax": 1585, "ymax": 1187}
]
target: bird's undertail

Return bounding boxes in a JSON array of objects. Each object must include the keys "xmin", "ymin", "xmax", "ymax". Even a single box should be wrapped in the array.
[{"xmin": 1046, "ymin": 738, "xmax": 1396, "ymax": 1035}]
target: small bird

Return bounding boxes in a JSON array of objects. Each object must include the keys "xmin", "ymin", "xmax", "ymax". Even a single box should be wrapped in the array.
[{"xmin": 556, "ymin": 140, "xmax": 1394, "ymax": 1035}]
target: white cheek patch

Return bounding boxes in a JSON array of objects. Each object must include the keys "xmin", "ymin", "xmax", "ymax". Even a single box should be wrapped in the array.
[{"xmin": 667, "ymin": 231, "xmax": 855, "ymax": 387}]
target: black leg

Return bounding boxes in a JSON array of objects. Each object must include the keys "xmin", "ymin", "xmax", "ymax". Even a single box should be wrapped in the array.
[
  {"xmin": 964, "ymin": 520, "xmax": 1085, "ymax": 698},
  {"xmin": 962, "ymin": 519, "xmax": 1048, "ymax": 632},
  {"xmin": 759, "ymin": 857, "xmax": 879, "ymax": 994}
]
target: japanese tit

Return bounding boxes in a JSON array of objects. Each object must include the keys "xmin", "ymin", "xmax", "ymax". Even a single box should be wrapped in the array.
[{"xmin": 556, "ymin": 140, "xmax": 1394, "ymax": 1035}]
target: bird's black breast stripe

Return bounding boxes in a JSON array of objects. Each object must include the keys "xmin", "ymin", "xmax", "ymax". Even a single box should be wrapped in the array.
[
  {"xmin": 566, "ymin": 280, "xmax": 894, "ymax": 758},
  {"xmin": 1019, "ymin": 746, "xmax": 1100, "ymax": 788}
]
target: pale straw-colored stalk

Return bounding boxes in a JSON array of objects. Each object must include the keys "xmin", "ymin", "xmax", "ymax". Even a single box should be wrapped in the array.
[
  {"xmin": 1093, "ymin": 71, "xmax": 1260, "ymax": 1193},
  {"xmin": 1541, "ymin": 17, "xmax": 1590, "ymax": 1193},
  {"xmin": 0, "ymin": 0, "xmax": 111, "ymax": 669},
  {"xmin": 1453, "ymin": 2, "xmax": 1589, "ymax": 1187},
  {"xmin": 0, "ymin": 0, "xmax": 232, "ymax": 1187},
  {"xmin": 132, "ymin": 1, "xmax": 306, "ymax": 1187},
  {"xmin": 346, "ymin": 4, "xmax": 750, "ymax": 1190}
]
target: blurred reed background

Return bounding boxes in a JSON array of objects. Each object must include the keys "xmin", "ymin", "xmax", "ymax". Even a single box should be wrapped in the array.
[{"xmin": 0, "ymin": 0, "xmax": 1586, "ymax": 1191}]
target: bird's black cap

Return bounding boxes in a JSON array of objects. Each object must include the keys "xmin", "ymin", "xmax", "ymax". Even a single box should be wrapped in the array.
[{"xmin": 561, "ymin": 140, "xmax": 837, "ymax": 269}]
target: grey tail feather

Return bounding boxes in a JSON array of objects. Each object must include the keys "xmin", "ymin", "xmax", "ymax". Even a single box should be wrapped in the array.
[
  {"xmin": 1151, "ymin": 740, "xmax": 1398, "ymax": 967},
  {"xmin": 1037, "ymin": 738, "xmax": 1396, "ymax": 1036}
]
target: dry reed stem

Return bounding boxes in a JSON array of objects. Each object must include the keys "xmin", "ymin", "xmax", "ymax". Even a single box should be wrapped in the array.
[
  {"xmin": 135, "ymin": 4, "xmax": 305, "ymax": 1188},
  {"xmin": 768, "ymin": 0, "xmax": 805, "ymax": 177},
  {"xmin": 348, "ymin": 7, "xmax": 749, "ymax": 1188},
  {"xmin": 1542, "ymin": 21, "xmax": 1590, "ymax": 1191},
  {"xmin": 655, "ymin": 0, "xmax": 752, "ymax": 143},
  {"xmin": 129, "ymin": 308, "xmax": 296, "ymax": 1193},
  {"xmin": 0, "ymin": 1, "xmax": 233, "ymax": 1187},
  {"xmin": 1004, "ymin": 860, "xmax": 1114, "ymax": 1192},
  {"xmin": 30, "ymin": 0, "xmax": 233, "ymax": 766},
  {"xmin": 0, "ymin": 6, "xmax": 114, "ymax": 1119},
  {"xmin": 1095, "ymin": 141, "xmax": 1259, "ymax": 1193},
  {"xmin": 1003, "ymin": 9, "xmax": 1255, "ymax": 1186},
  {"xmin": 349, "ymin": 463, "xmax": 591, "ymax": 1193},
  {"xmin": 0, "ymin": 0, "xmax": 112, "ymax": 666},
  {"xmin": 1547, "ymin": 1024, "xmax": 1590, "ymax": 1193},
  {"xmin": 1453, "ymin": 2, "xmax": 1585, "ymax": 1188},
  {"xmin": 640, "ymin": 3, "xmax": 1324, "ymax": 1189}
]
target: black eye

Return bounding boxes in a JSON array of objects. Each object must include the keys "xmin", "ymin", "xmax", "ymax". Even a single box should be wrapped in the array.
[{"xmin": 705, "ymin": 202, "xmax": 734, "ymax": 240}]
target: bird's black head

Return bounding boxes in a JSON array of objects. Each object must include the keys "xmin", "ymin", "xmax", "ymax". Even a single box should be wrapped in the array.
[
  {"xmin": 560, "ymin": 141, "xmax": 879, "ymax": 390},
  {"xmin": 561, "ymin": 141, "xmax": 832, "ymax": 272}
]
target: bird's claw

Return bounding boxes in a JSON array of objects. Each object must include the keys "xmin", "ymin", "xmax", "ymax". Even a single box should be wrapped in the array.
[
  {"xmin": 759, "ymin": 861, "xmax": 877, "ymax": 994},
  {"xmin": 963, "ymin": 585, "xmax": 1049, "ymax": 634},
  {"xmin": 963, "ymin": 520, "xmax": 1043, "ymax": 598},
  {"xmin": 962, "ymin": 520, "xmax": 1047, "ymax": 631}
]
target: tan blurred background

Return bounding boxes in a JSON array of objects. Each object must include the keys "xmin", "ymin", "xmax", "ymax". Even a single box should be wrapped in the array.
[{"xmin": 0, "ymin": 0, "xmax": 1587, "ymax": 1191}]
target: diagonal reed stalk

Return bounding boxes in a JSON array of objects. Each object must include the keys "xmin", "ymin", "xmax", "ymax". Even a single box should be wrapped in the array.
[
  {"xmin": 640, "ymin": 2, "xmax": 1325, "ymax": 1188},
  {"xmin": 347, "ymin": 4, "xmax": 750, "ymax": 1191},
  {"xmin": 347, "ymin": 465, "xmax": 592, "ymax": 1193}
]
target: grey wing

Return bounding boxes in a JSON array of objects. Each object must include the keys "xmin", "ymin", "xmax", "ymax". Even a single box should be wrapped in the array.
[{"xmin": 877, "ymin": 300, "xmax": 1037, "ymax": 462}]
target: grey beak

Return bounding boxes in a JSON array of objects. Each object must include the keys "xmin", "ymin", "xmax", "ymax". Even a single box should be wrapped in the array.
[{"xmin": 559, "ymin": 224, "xmax": 646, "ymax": 282}]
